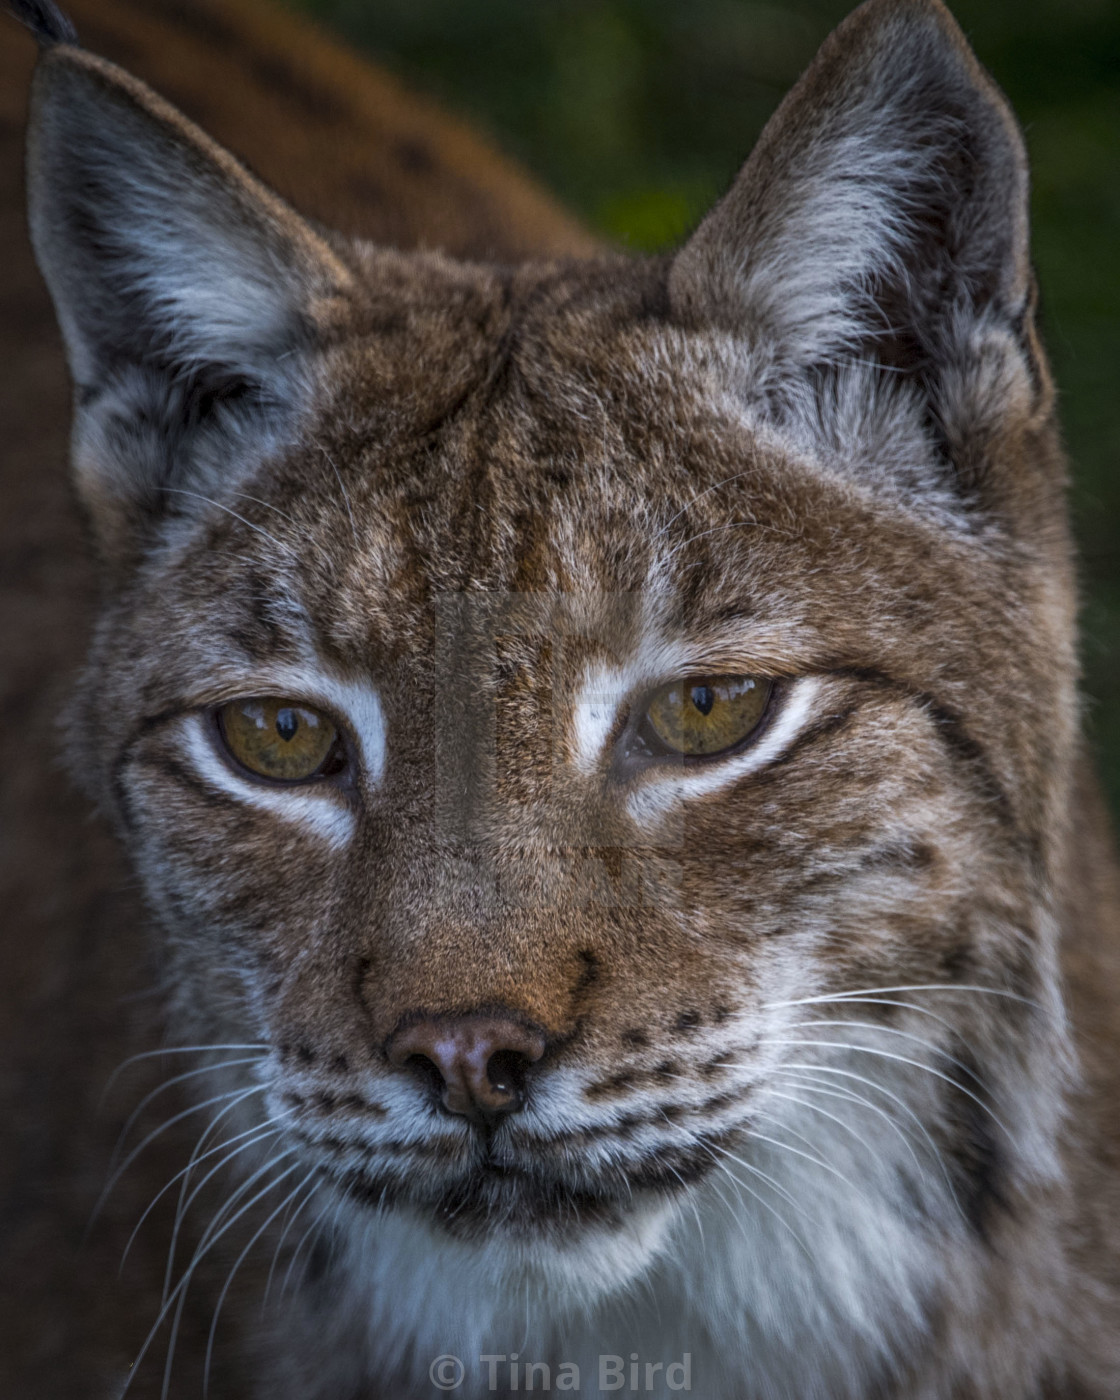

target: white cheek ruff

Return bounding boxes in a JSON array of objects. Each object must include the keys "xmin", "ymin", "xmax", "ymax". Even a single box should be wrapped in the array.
[
  {"xmin": 181, "ymin": 714, "xmax": 357, "ymax": 849},
  {"xmin": 625, "ymin": 676, "xmax": 823, "ymax": 827}
]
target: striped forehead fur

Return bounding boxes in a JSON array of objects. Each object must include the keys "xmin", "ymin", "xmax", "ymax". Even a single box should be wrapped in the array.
[{"xmin": 18, "ymin": 0, "xmax": 1113, "ymax": 1396}]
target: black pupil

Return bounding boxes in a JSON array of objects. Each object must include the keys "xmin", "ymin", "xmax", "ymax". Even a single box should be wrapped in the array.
[
  {"xmin": 275, "ymin": 708, "xmax": 300, "ymax": 743},
  {"xmin": 690, "ymin": 685, "xmax": 715, "ymax": 716}
]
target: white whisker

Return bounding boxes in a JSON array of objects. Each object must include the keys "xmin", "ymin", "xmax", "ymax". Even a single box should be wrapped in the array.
[
  {"xmin": 162, "ymin": 1089, "xmax": 274, "ymax": 1304},
  {"xmin": 118, "ymin": 1155, "xmax": 299, "ymax": 1399},
  {"xmin": 171, "ymin": 1139, "xmax": 296, "ymax": 1286},
  {"xmin": 113, "ymin": 1056, "xmax": 264, "ymax": 1163},
  {"xmin": 665, "ymin": 515, "xmax": 795, "ymax": 562},
  {"xmin": 204, "ymin": 1167, "xmax": 319, "ymax": 1397},
  {"xmin": 765, "ymin": 983, "xmax": 1039, "ymax": 1011},
  {"xmin": 654, "ymin": 1138, "xmax": 706, "ymax": 1247},
  {"xmin": 281, "ymin": 1192, "xmax": 340, "ymax": 1299},
  {"xmin": 778, "ymin": 1018, "xmax": 989, "ymax": 1095},
  {"xmin": 771, "ymin": 1061, "xmax": 959, "ymax": 1193},
  {"xmin": 100, "ymin": 1044, "xmax": 268, "ymax": 1104},
  {"xmin": 768, "ymin": 1074, "xmax": 926, "ymax": 1178},
  {"xmin": 703, "ymin": 1143, "xmax": 812, "ymax": 1258},
  {"xmin": 761, "ymin": 1038, "xmax": 1010, "ymax": 1136},
  {"xmin": 262, "ymin": 1178, "xmax": 320, "ymax": 1310},
  {"xmin": 745, "ymin": 1127, "xmax": 870, "ymax": 1203},
  {"xmin": 227, "ymin": 489, "xmax": 301, "ymax": 525},
  {"xmin": 89, "ymin": 1085, "xmax": 266, "ymax": 1235},
  {"xmin": 654, "ymin": 467, "xmax": 764, "ymax": 539},
  {"xmin": 777, "ymin": 995, "xmax": 972, "ymax": 1042},
  {"xmin": 160, "ymin": 487, "xmax": 298, "ymax": 560},
  {"xmin": 700, "ymin": 1138, "xmax": 808, "ymax": 1220},
  {"xmin": 121, "ymin": 1121, "xmax": 282, "ymax": 1274},
  {"xmin": 322, "ymin": 449, "xmax": 359, "ymax": 547}
]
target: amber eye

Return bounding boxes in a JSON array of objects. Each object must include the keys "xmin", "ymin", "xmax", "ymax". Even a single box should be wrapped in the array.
[
  {"xmin": 643, "ymin": 675, "xmax": 772, "ymax": 757},
  {"xmin": 216, "ymin": 698, "xmax": 343, "ymax": 782}
]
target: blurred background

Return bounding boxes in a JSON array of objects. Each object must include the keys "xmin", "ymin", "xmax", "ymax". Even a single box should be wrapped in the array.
[{"xmin": 286, "ymin": 0, "xmax": 1120, "ymax": 813}]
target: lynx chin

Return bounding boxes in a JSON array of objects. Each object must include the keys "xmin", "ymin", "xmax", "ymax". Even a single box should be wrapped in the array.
[{"xmin": 6, "ymin": 0, "xmax": 1120, "ymax": 1395}]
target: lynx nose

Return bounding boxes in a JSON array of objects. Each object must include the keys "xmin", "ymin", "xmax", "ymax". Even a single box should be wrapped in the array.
[{"xmin": 387, "ymin": 1014, "xmax": 546, "ymax": 1125}]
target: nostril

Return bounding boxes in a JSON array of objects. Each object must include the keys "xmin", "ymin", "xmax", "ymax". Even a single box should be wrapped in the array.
[
  {"xmin": 401, "ymin": 1051, "xmax": 446, "ymax": 1100},
  {"xmin": 385, "ymin": 1013, "xmax": 547, "ymax": 1125},
  {"xmin": 486, "ymin": 1047, "xmax": 532, "ymax": 1105}
]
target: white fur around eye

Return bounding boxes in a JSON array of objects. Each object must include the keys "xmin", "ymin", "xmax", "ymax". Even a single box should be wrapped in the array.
[
  {"xmin": 624, "ymin": 676, "xmax": 823, "ymax": 828},
  {"xmin": 182, "ymin": 717, "xmax": 356, "ymax": 847},
  {"xmin": 571, "ymin": 662, "xmax": 626, "ymax": 774},
  {"xmin": 317, "ymin": 675, "xmax": 386, "ymax": 786},
  {"xmin": 206, "ymin": 665, "xmax": 387, "ymax": 783},
  {"xmin": 176, "ymin": 669, "xmax": 387, "ymax": 847}
]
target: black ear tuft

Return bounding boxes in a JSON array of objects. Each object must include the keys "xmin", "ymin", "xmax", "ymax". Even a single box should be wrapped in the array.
[{"xmin": 7, "ymin": 0, "xmax": 78, "ymax": 47}]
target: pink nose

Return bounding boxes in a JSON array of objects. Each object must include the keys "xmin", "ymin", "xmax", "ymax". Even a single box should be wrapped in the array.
[{"xmin": 386, "ymin": 1014, "xmax": 547, "ymax": 1125}]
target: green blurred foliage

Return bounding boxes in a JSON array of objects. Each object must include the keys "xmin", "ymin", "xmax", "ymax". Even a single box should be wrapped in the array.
[{"xmin": 288, "ymin": 0, "xmax": 1120, "ymax": 813}]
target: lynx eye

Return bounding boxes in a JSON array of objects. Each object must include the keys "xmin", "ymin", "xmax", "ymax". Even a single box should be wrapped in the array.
[
  {"xmin": 643, "ymin": 675, "xmax": 772, "ymax": 758},
  {"xmin": 216, "ymin": 698, "xmax": 344, "ymax": 782}
]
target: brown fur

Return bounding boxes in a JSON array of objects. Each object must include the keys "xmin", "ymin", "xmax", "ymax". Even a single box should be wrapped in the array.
[
  {"xmin": 4, "ymin": 1, "xmax": 1120, "ymax": 1397},
  {"xmin": 0, "ymin": 2, "xmax": 591, "ymax": 1396}
]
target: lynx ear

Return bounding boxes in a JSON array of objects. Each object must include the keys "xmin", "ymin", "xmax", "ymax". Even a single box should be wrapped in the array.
[
  {"xmin": 669, "ymin": 0, "xmax": 1040, "ymax": 439},
  {"xmin": 26, "ymin": 46, "xmax": 352, "ymax": 561}
]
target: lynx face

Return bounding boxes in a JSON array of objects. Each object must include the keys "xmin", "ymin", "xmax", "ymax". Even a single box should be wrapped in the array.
[
  {"xmin": 22, "ymin": 0, "xmax": 1084, "ymax": 1389},
  {"xmin": 78, "ymin": 251, "xmax": 1065, "ymax": 1254}
]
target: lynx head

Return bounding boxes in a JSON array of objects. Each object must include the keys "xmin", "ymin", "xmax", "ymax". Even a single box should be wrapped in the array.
[{"xmin": 25, "ymin": 0, "xmax": 1075, "ymax": 1351}]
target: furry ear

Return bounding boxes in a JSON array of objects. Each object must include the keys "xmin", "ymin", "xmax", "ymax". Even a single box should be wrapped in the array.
[
  {"xmin": 669, "ymin": 0, "xmax": 1044, "ymax": 456},
  {"xmin": 26, "ymin": 45, "xmax": 352, "ymax": 562},
  {"xmin": 7, "ymin": 0, "xmax": 78, "ymax": 47}
]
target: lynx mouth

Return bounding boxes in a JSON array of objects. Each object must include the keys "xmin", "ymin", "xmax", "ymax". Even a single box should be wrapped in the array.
[{"xmin": 323, "ymin": 1138, "xmax": 725, "ymax": 1239}]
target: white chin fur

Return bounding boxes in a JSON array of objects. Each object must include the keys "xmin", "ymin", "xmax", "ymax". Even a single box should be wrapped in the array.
[{"xmin": 332, "ymin": 1193, "xmax": 679, "ymax": 1372}]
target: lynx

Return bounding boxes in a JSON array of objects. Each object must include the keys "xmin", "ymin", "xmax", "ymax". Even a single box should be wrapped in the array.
[{"xmin": 5, "ymin": 0, "xmax": 1120, "ymax": 1396}]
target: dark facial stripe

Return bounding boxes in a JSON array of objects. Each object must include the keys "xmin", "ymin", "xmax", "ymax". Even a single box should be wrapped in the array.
[
  {"xmin": 745, "ymin": 701, "xmax": 859, "ymax": 781},
  {"xmin": 128, "ymin": 751, "xmax": 244, "ymax": 813},
  {"xmin": 828, "ymin": 666, "xmax": 1023, "ymax": 841},
  {"xmin": 936, "ymin": 1049, "xmax": 1008, "ymax": 1243}
]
